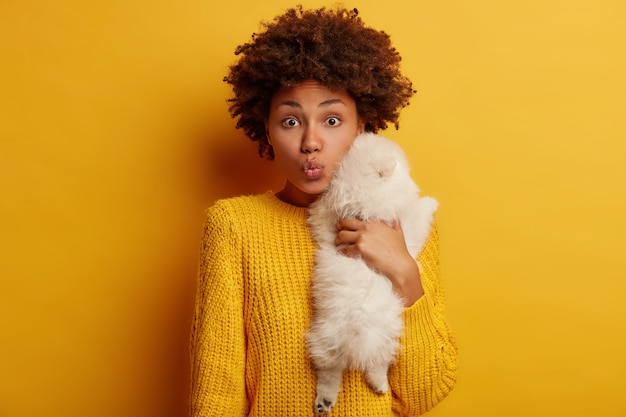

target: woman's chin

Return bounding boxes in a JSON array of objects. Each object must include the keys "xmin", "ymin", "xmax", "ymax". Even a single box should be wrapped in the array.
[{"xmin": 278, "ymin": 180, "xmax": 329, "ymax": 206}]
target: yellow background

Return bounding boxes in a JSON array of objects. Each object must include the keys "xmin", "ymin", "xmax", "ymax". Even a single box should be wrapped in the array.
[{"xmin": 1, "ymin": 0, "xmax": 625, "ymax": 416}]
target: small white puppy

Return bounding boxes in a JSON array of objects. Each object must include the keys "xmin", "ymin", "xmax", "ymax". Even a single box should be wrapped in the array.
[{"xmin": 306, "ymin": 132, "xmax": 438, "ymax": 415}]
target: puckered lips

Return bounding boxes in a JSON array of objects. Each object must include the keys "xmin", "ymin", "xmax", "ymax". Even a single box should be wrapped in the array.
[{"xmin": 303, "ymin": 160, "xmax": 324, "ymax": 180}]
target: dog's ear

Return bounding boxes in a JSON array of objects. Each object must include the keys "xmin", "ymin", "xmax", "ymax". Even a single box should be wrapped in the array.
[{"xmin": 376, "ymin": 154, "xmax": 397, "ymax": 178}]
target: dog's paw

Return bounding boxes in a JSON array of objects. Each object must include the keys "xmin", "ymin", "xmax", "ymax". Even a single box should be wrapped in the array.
[
  {"xmin": 365, "ymin": 366, "xmax": 389, "ymax": 394},
  {"xmin": 315, "ymin": 396, "xmax": 335, "ymax": 415},
  {"xmin": 368, "ymin": 378, "xmax": 388, "ymax": 394}
]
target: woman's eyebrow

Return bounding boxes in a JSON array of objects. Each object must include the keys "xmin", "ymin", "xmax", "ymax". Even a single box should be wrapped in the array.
[
  {"xmin": 319, "ymin": 99, "xmax": 346, "ymax": 107},
  {"xmin": 277, "ymin": 98, "xmax": 347, "ymax": 108},
  {"xmin": 278, "ymin": 100, "xmax": 301, "ymax": 108}
]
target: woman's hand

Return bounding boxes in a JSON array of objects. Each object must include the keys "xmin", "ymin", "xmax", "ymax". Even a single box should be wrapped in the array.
[{"xmin": 335, "ymin": 217, "xmax": 424, "ymax": 307}]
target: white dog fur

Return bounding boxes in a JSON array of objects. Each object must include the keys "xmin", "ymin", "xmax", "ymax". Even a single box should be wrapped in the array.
[{"xmin": 306, "ymin": 132, "xmax": 438, "ymax": 415}]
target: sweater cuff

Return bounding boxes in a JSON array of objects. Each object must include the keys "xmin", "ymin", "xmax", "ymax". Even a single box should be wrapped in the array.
[{"xmin": 403, "ymin": 291, "xmax": 438, "ymax": 344}]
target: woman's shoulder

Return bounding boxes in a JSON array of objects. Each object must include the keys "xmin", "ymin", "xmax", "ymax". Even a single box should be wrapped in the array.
[
  {"xmin": 208, "ymin": 190, "xmax": 284, "ymax": 212},
  {"xmin": 208, "ymin": 192, "xmax": 271, "ymax": 211},
  {"xmin": 203, "ymin": 192, "xmax": 269, "ymax": 224}
]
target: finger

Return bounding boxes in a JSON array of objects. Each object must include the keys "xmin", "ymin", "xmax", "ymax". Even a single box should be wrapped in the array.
[
  {"xmin": 337, "ymin": 245, "xmax": 359, "ymax": 258},
  {"xmin": 335, "ymin": 229, "xmax": 358, "ymax": 246},
  {"xmin": 336, "ymin": 217, "xmax": 363, "ymax": 231}
]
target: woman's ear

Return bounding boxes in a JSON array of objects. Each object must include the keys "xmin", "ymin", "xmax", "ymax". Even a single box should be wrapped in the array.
[
  {"xmin": 264, "ymin": 120, "xmax": 271, "ymax": 144},
  {"xmin": 357, "ymin": 119, "xmax": 366, "ymax": 135}
]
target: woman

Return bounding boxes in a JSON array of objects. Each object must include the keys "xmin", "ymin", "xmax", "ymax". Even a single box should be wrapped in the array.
[{"xmin": 190, "ymin": 6, "xmax": 458, "ymax": 416}]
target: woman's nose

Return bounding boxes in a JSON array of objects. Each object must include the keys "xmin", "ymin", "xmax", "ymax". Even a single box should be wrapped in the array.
[{"xmin": 301, "ymin": 126, "xmax": 321, "ymax": 153}]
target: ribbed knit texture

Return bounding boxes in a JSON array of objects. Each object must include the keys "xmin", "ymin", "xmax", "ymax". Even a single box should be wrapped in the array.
[{"xmin": 190, "ymin": 192, "xmax": 458, "ymax": 417}]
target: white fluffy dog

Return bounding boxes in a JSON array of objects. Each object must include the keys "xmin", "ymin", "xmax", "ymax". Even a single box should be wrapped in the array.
[{"xmin": 306, "ymin": 132, "xmax": 438, "ymax": 415}]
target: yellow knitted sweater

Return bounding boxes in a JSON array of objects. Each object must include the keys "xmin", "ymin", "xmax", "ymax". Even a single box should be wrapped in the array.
[{"xmin": 190, "ymin": 192, "xmax": 457, "ymax": 416}]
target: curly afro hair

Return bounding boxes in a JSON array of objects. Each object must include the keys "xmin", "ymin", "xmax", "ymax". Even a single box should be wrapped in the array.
[{"xmin": 224, "ymin": 5, "xmax": 415, "ymax": 159}]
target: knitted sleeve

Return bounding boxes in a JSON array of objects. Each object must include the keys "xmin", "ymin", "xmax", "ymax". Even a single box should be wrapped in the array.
[
  {"xmin": 389, "ymin": 222, "xmax": 458, "ymax": 416},
  {"xmin": 190, "ymin": 203, "xmax": 248, "ymax": 417}
]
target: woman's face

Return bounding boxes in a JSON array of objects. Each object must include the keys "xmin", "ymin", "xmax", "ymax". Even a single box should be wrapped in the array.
[{"xmin": 266, "ymin": 80, "xmax": 365, "ymax": 207}]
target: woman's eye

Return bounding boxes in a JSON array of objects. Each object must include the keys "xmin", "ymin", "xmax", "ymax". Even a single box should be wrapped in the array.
[
  {"xmin": 282, "ymin": 117, "xmax": 300, "ymax": 127},
  {"xmin": 326, "ymin": 117, "xmax": 341, "ymax": 126}
]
